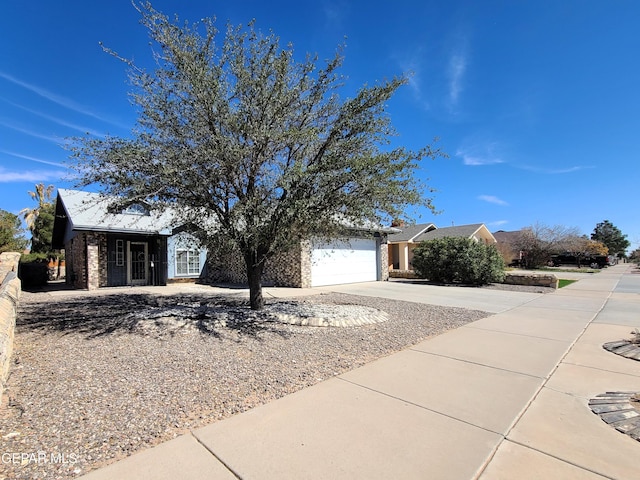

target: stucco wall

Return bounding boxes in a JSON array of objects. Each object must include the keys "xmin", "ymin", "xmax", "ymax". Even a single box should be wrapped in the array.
[{"xmin": 0, "ymin": 252, "xmax": 21, "ymax": 404}]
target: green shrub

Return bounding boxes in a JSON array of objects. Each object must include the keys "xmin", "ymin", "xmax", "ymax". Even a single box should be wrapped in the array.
[
  {"xmin": 412, "ymin": 237, "xmax": 505, "ymax": 285},
  {"xmin": 18, "ymin": 254, "xmax": 49, "ymax": 288}
]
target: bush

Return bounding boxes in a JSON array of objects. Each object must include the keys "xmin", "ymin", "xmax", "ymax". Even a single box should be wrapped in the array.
[
  {"xmin": 18, "ymin": 254, "xmax": 49, "ymax": 288},
  {"xmin": 412, "ymin": 237, "xmax": 505, "ymax": 285}
]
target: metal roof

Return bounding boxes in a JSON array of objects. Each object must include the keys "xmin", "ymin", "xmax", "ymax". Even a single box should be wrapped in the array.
[{"xmin": 55, "ymin": 189, "xmax": 176, "ymax": 236}]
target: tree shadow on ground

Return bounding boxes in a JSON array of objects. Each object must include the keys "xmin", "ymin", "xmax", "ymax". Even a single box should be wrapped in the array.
[{"xmin": 17, "ymin": 293, "xmax": 292, "ymax": 341}]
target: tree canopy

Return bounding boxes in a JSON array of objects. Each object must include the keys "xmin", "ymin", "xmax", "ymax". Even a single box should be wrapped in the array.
[
  {"xmin": 0, "ymin": 209, "xmax": 27, "ymax": 254},
  {"xmin": 512, "ymin": 223, "xmax": 581, "ymax": 268},
  {"xmin": 19, "ymin": 183, "xmax": 56, "ymax": 255},
  {"xmin": 69, "ymin": 2, "xmax": 443, "ymax": 309},
  {"xmin": 591, "ymin": 220, "xmax": 629, "ymax": 256}
]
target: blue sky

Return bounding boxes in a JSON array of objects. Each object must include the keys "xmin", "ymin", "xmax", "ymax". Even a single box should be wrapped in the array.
[{"xmin": 1, "ymin": 1, "xmax": 638, "ymax": 251}]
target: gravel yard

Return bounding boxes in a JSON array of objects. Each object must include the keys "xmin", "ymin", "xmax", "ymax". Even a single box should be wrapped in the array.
[{"xmin": 0, "ymin": 286, "xmax": 537, "ymax": 479}]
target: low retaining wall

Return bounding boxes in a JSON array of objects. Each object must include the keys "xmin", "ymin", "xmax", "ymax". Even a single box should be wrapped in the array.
[
  {"xmin": 0, "ymin": 252, "xmax": 21, "ymax": 403},
  {"xmin": 504, "ymin": 272, "xmax": 558, "ymax": 289},
  {"xmin": 388, "ymin": 269, "xmax": 419, "ymax": 279}
]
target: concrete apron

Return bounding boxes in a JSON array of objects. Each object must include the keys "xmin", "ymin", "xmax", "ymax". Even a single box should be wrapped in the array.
[{"xmin": 79, "ymin": 264, "xmax": 639, "ymax": 480}]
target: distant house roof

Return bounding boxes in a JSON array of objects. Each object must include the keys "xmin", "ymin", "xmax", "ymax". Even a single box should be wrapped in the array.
[
  {"xmin": 387, "ymin": 223, "xmax": 436, "ymax": 243},
  {"xmin": 493, "ymin": 230, "xmax": 522, "ymax": 244},
  {"xmin": 52, "ymin": 189, "xmax": 176, "ymax": 248},
  {"xmin": 414, "ymin": 223, "xmax": 489, "ymax": 242}
]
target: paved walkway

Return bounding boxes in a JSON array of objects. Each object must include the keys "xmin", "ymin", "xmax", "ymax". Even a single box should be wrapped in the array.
[{"xmin": 80, "ymin": 264, "xmax": 640, "ymax": 480}]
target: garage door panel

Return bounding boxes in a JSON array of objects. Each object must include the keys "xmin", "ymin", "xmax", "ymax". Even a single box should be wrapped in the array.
[{"xmin": 310, "ymin": 238, "xmax": 377, "ymax": 287}]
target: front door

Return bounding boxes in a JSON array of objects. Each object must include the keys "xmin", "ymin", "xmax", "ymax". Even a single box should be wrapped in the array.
[{"xmin": 128, "ymin": 241, "xmax": 148, "ymax": 285}]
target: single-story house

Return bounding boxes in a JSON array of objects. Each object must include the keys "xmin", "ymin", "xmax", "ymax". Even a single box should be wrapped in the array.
[
  {"xmin": 52, "ymin": 189, "xmax": 208, "ymax": 289},
  {"xmin": 388, "ymin": 223, "xmax": 497, "ymax": 271},
  {"xmin": 53, "ymin": 189, "xmax": 393, "ymax": 290}
]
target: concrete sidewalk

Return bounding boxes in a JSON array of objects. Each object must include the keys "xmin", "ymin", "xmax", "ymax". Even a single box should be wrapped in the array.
[{"xmin": 80, "ymin": 264, "xmax": 640, "ymax": 480}]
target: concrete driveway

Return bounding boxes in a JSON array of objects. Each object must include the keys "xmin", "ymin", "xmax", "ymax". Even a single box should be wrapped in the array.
[{"xmin": 317, "ymin": 279, "xmax": 546, "ymax": 313}]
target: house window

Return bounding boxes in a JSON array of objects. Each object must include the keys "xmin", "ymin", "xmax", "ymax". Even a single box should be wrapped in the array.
[
  {"xmin": 123, "ymin": 203, "xmax": 149, "ymax": 215},
  {"xmin": 116, "ymin": 240, "xmax": 124, "ymax": 266},
  {"xmin": 176, "ymin": 249, "xmax": 200, "ymax": 276}
]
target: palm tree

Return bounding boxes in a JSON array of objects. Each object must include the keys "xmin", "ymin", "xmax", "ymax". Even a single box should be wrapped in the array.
[{"xmin": 19, "ymin": 183, "xmax": 54, "ymax": 229}]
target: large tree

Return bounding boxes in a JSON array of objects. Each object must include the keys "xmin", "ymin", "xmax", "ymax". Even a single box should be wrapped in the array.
[
  {"xmin": 591, "ymin": 220, "xmax": 630, "ymax": 256},
  {"xmin": 69, "ymin": 2, "xmax": 442, "ymax": 309}
]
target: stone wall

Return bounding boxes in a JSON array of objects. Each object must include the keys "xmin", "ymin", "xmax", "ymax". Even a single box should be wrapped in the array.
[
  {"xmin": 378, "ymin": 237, "xmax": 390, "ymax": 282},
  {"xmin": 504, "ymin": 272, "xmax": 558, "ymax": 289},
  {"xmin": 206, "ymin": 242, "xmax": 306, "ymax": 288},
  {"xmin": 388, "ymin": 269, "xmax": 419, "ymax": 279},
  {"xmin": 65, "ymin": 232, "xmax": 108, "ymax": 289},
  {"xmin": 0, "ymin": 252, "xmax": 21, "ymax": 403}
]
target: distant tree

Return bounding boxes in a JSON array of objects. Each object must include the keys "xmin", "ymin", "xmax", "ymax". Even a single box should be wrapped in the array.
[
  {"xmin": 19, "ymin": 183, "xmax": 54, "ymax": 229},
  {"xmin": 591, "ymin": 220, "xmax": 630, "ymax": 256},
  {"xmin": 563, "ymin": 235, "xmax": 608, "ymax": 268},
  {"xmin": 629, "ymin": 248, "xmax": 640, "ymax": 264},
  {"xmin": 512, "ymin": 223, "xmax": 581, "ymax": 268},
  {"xmin": 0, "ymin": 209, "xmax": 28, "ymax": 253},
  {"xmin": 19, "ymin": 183, "xmax": 56, "ymax": 255},
  {"xmin": 412, "ymin": 237, "xmax": 505, "ymax": 285},
  {"xmin": 69, "ymin": 3, "xmax": 443, "ymax": 310},
  {"xmin": 30, "ymin": 203, "xmax": 55, "ymax": 254}
]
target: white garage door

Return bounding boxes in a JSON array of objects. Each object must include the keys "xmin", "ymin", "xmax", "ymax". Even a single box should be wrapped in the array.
[{"xmin": 310, "ymin": 238, "xmax": 378, "ymax": 287}]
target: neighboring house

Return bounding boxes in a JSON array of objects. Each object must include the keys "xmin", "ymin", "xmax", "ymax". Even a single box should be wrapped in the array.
[
  {"xmin": 493, "ymin": 230, "xmax": 523, "ymax": 266},
  {"xmin": 388, "ymin": 223, "xmax": 497, "ymax": 271},
  {"xmin": 52, "ymin": 189, "xmax": 207, "ymax": 290}
]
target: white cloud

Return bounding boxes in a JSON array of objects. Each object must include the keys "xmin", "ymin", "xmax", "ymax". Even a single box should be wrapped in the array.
[
  {"xmin": 0, "ymin": 167, "xmax": 66, "ymax": 183},
  {"xmin": 517, "ymin": 164, "xmax": 594, "ymax": 174},
  {"xmin": 0, "ymin": 119, "xmax": 64, "ymax": 143},
  {"xmin": 0, "ymin": 71, "xmax": 128, "ymax": 129},
  {"xmin": 478, "ymin": 195, "xmax": 509, "ymax": 206},
  {"xmin": 487, "ymin": 220, "xmax": 509, "ymax": 227},
  {"xmin": 456, "ymin": 146, "xmax": 504, "ymax": 166},
  {"xmin": 394, "ymin": 49, "xmax": 431, "ymax": 111},
  {"xmin": 448, "ymin": 53, "xmax": 466, "ymax": 105},
  {"xmin": 1, "ymin": 98, "xmax": 105, "ymax": 137},
  {"xmin": 0, "ymin": 150, "xmax": 64, "ymax": 167}
]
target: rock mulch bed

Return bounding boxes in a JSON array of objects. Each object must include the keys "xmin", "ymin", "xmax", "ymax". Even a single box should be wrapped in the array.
[{"xmin": 1, "ymin": 291, "xmax": 489, "ymax": 480}]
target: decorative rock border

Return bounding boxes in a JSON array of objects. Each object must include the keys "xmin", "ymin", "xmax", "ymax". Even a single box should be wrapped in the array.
[
  {"xmin": 128, "ymin": 301, "xmax": 390, "ymax": 336},
  {"xmin": 603, "ymin": 340, "xmax": 640, "ymax": 360},
  {"xmin": 268, "ymin": 303, "xmax": 389, "ymax": 327},
  {"xmin": 589, "ymin": 392, "xmax": 640, "ymax": 441},
  {"xmin": 503, "ymin": 272, "xmax": 558, "ymax": 289}
]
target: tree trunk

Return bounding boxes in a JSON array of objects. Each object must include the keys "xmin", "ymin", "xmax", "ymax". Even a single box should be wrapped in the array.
[{"xmin": 245, "ymin": 255, "xmax": 265, "ymax": 310}]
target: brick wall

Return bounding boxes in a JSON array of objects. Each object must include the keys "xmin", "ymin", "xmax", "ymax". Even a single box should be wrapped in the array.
[
  {"xmin": 206, "ymin": 242, "xmax": 306, "ymax": 288},
  {"xmin": 64, "ymin": 232, "xmax": 107, "ymax": 289}
]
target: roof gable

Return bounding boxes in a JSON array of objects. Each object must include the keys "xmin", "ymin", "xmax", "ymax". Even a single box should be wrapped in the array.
[
  {"xmin": 387, "ymin": 223, "xmax": 436, "ymax": 242},
  {"xmin": 54, "ymin": 189, "xmax": 176, "ymax": 237},
  {"xmin": 414, "ymin": 223, "xmax": 495, "ymax": 242}
]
